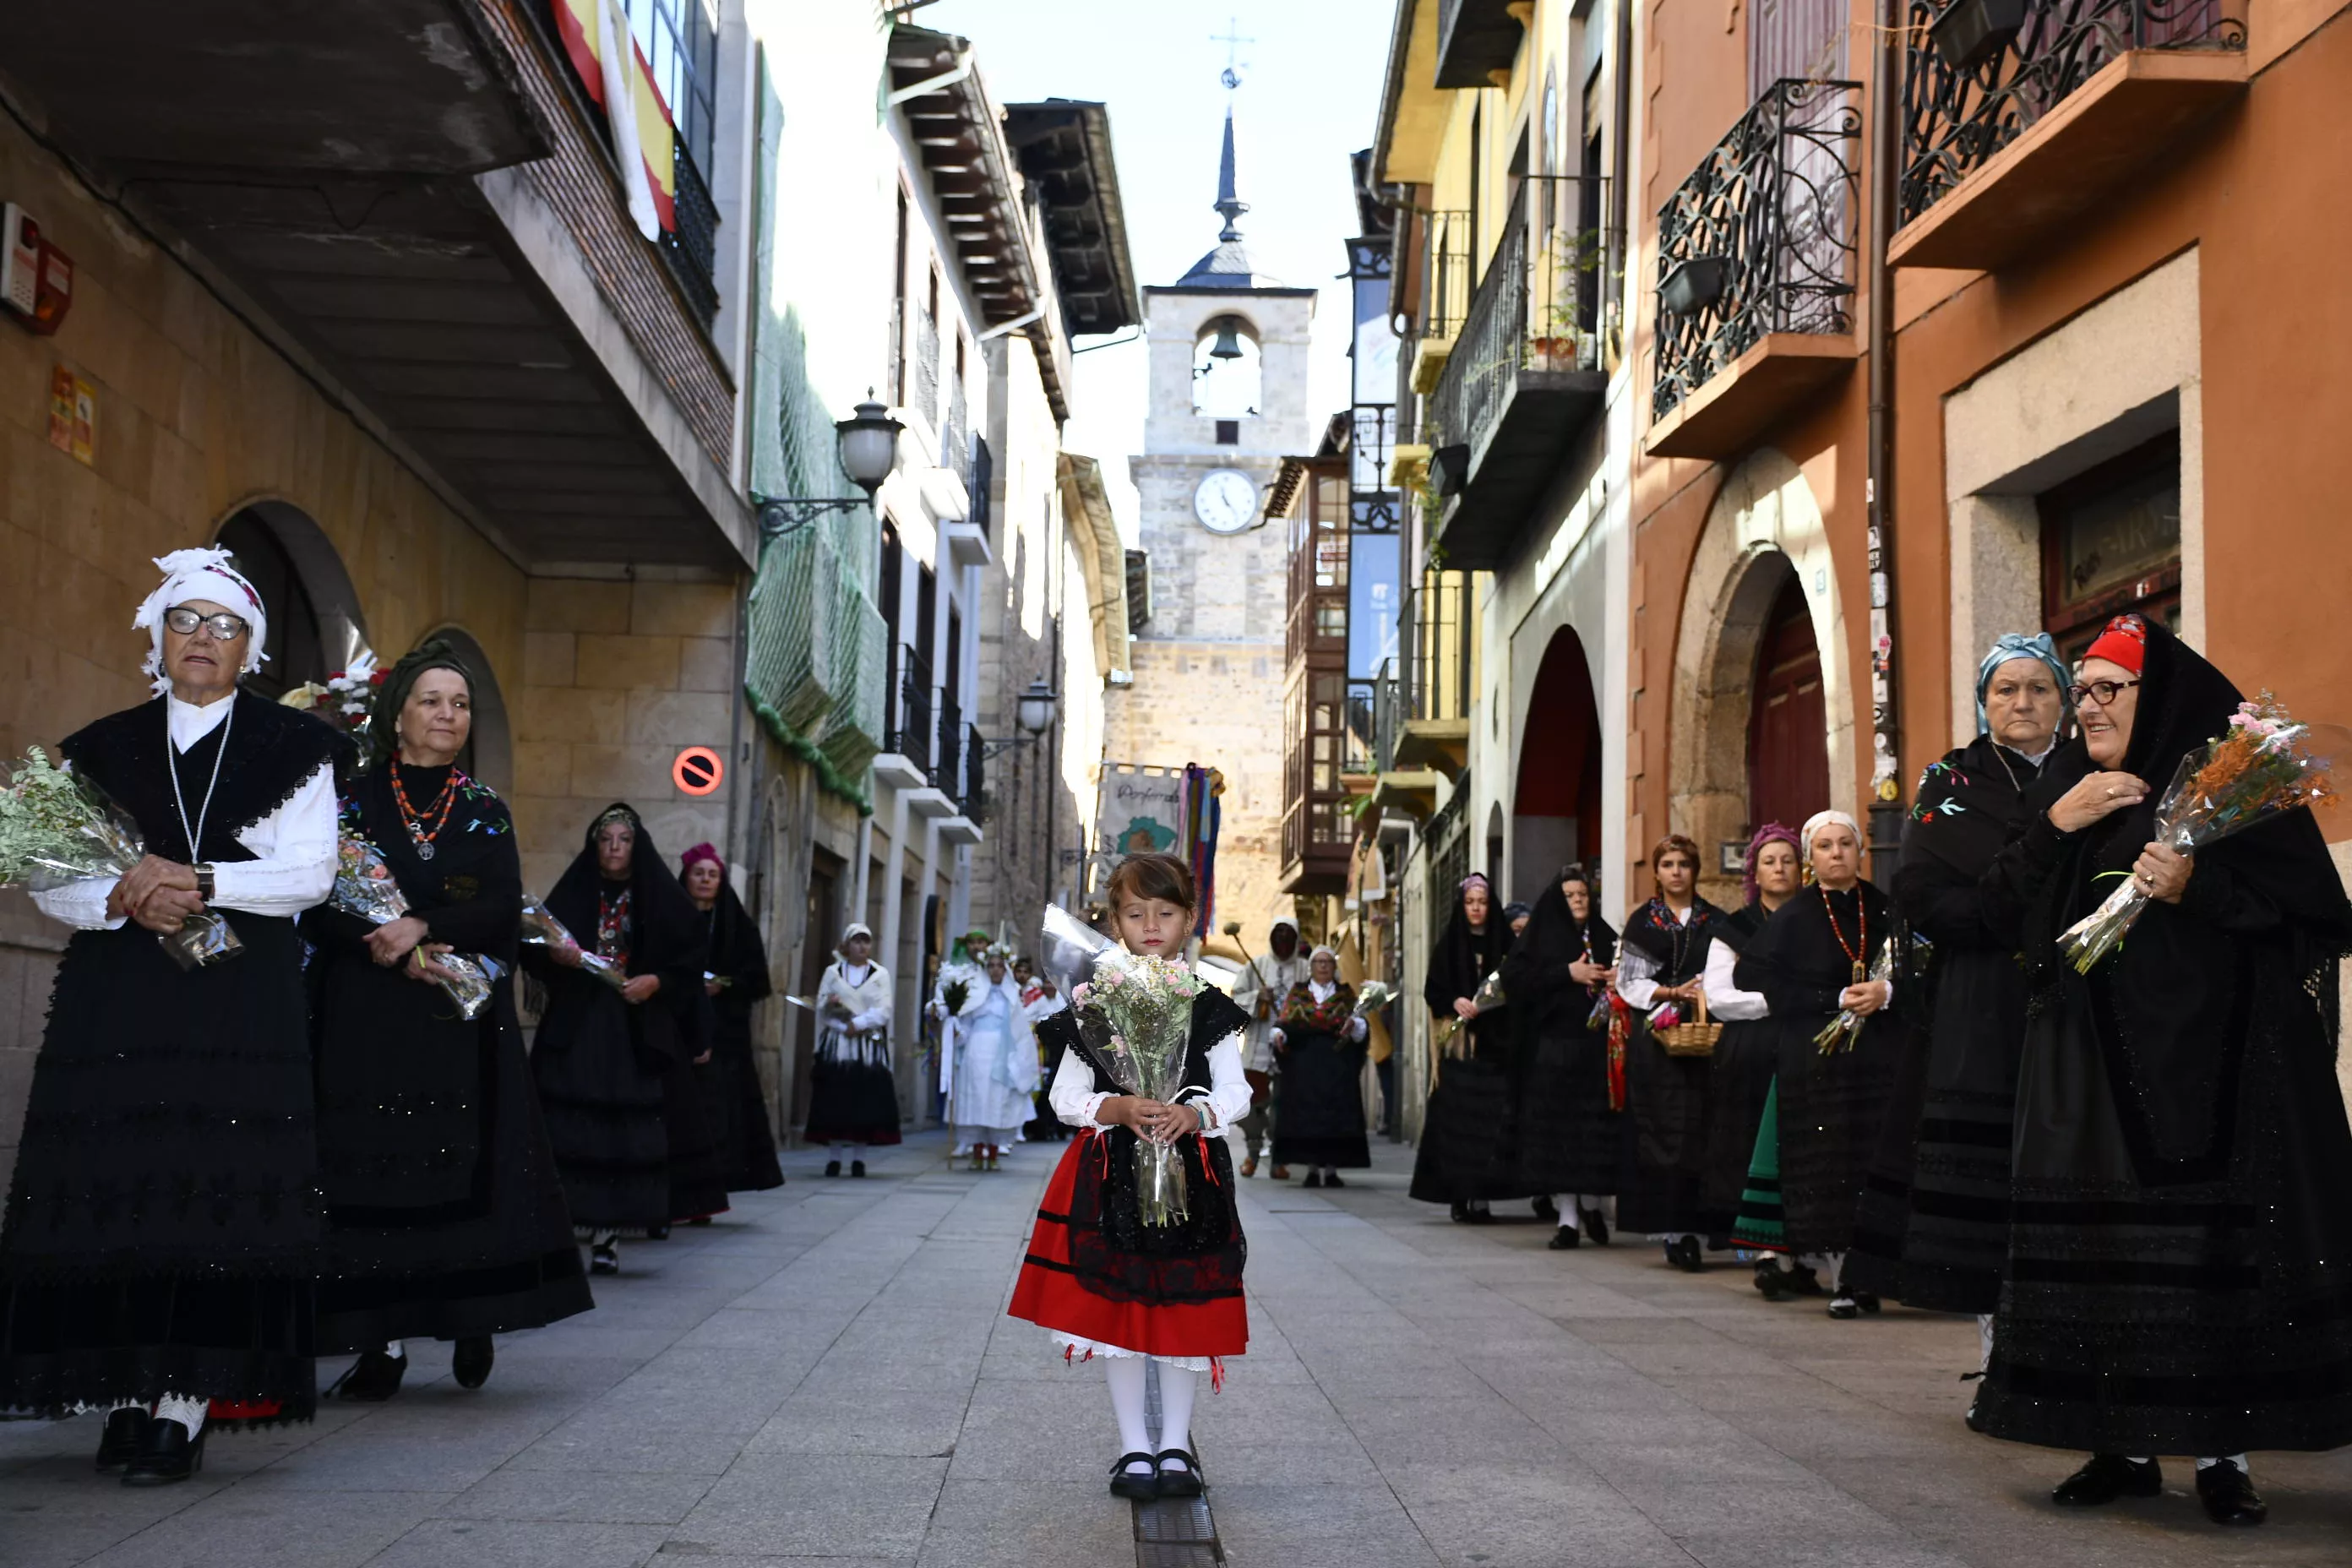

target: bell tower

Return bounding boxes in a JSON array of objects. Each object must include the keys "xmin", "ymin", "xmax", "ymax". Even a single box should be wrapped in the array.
[{"xmin": 1104, "ymin": 92, "xmax": 1315, "ymax": 937}]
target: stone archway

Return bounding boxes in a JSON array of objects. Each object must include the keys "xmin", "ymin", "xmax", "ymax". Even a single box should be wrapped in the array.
[{"xmin": 1668, "ymin": 448, "xmax": 1854, "ymax": 907}]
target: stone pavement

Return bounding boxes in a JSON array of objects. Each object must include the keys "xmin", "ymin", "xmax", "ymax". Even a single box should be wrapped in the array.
[{"xmin": 5, "ymin": 1129, "xmax": 2352, "ymax": 1567}]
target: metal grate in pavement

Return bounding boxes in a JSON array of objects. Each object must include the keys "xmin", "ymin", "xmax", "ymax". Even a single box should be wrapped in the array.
[{"xmin": 1134, "ymin": 1364, "xmax": 1224, "ymax": 1565}]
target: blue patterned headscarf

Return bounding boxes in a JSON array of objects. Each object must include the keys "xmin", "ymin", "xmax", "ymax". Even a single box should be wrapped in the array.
[{"xmin": 1974, "ymin": 632, "xmax": 2070, "ymax": 733}]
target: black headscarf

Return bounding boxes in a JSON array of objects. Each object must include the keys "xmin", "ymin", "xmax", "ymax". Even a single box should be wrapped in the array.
[
  {"xmin": 366, "ymin": 638, "xmax": 475, "ymax": 768},
  {"xmin": 545, "ymin": 803, "xmax": 710, "ymax": 998},
  {"xmin": 2020, "ymin": 619, "xmax": 2352, "ymax": 1163},
  {"xmin": 1502, "ymin": 880, "xmax": 1619, "ymax": 1039},
  {"xmin": 685, "ymin": 850, "xmax": 773, "ymax": 1009},
  {"xmin": 1424, "ymin": 876, "xmax": 1503, "ymax": 1014}
]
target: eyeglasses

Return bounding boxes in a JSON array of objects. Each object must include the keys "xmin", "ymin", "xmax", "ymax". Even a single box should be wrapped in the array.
[
  {"xmin": 163, "ymin": 607, "xmax": 251, "ymax": 641},
  {"xmin": 2066, "ymin": 678, "xmax": 2141, "ymax": 708}
]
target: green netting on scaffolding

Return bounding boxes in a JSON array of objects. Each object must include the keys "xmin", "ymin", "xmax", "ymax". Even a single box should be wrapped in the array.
[
  {"xmin": 744, "ymin": 521, "xmax": 837, "ymax": 735},
  {"xmin": 816, "ymin": 578, "xmax": 886, "ymax": 780}
]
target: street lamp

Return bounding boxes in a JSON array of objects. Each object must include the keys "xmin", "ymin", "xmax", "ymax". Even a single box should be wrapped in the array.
[
  {"xmin": 755, "ymin": 396, "xmax": 906, "ymax": 539},
  {"xmin": 983, "ymin": 678, "xmax": 1060, "ymax": 758}
]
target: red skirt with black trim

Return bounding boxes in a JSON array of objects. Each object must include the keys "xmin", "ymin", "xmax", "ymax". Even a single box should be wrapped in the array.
[{"xmin": 1007, "ymin": 1132, "xmax": 1249, "ymax": 1359}]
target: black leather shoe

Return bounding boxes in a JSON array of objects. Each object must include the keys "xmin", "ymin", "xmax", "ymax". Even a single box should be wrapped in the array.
[
  {"xmin": 1579, "ymin": 1207, "xmax": 1609, "ymax": 1246},
  {"xmin": 2051, "ymin": 1454, "xmax": 2162, "ymax": 1507},
  {"xmin": 1108, "ymin": 1451, "xmax": 1159, "ymax": 1500},
  {"xmin": 1548, "ymin": 1227, "xmax": 1580, "ymax": 1250},
  {"xmin": 1324, "ymin": 1173, "xmax": 1346, "ymax": 1189},
  {"xmin": 453, "ymin": 1336, "xmax": 495, "ymax": 1390},
  {"xmin": 851, "ymin": 1160, "xmax": 867, "ymax": 1178},
  {"xmin": 825, "ymin": 1160, "xmax": 841, "ymax": 1178},
  {"xmin": 328, "ymin": 1349, "xmax": 406, "ymax": 1402},
  {"xmin": 2196, "ymin": 1461, "xmax": 2267, "ymax": 1526},
  {"xmin": 120, "ymin": 1418, "xmax": 206, "ymax": 1487},
  {"xmin": 1667, "ymin": 1237, "xmax": 1704, "ymax": 1272},
  {"xmin": 1780, "ymin": 1262, "xmax": 1823, "ymax": 1296},
  {"xmin": 1852, "ymin": 1292, "xmax": 1881, "ymax": 1315},
  {"xmin": 1154, "ymin": 1446, "xmax": 1205, "ymax": 1498},
  {"xmin": 1461, "ymin": 1205, "xmax": 1497, "ymax": 1225},
  {"xmin": 95, "ymin": 1406, "xmax": 150, "ymax": 1473},
  {"xmin": 1450, "ymin": 1201, "xmax": 1470, "ymax": 1222},
  {"xmin": 1303, "ymin": 1171, "xmax": 1324, "ymax": 1189},
  {"xmin": 591, "ymin": 1242, "xmax": 620, "ymax": 1276},
  {"xmin": 1827, "ymin": 1293, "xmax": 1861, "ymax": 1320},
  {"xmin": 1532, "ymin": 1195, "xmax": 1559, "ymax": 1222}
]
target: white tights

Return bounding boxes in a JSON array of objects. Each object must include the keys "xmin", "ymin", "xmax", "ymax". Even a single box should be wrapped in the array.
[{"xmin": 1105, "ymin": 1357, "xmax": 1198, "ymax": 1475}]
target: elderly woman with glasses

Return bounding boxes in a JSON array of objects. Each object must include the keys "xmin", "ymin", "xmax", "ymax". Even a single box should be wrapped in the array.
[
  {"xmin": 1965, "ymin": 615, "xmax": 2352, "ymax": 1527},
  {"xmin": 0, "ymin": 548, "xmax": 351, "ymax": 1484}
]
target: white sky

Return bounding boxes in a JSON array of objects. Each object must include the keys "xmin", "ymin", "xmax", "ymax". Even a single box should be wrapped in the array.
[{"xmin": 917, "ymin": 0, "xmax": 1393, "ymax": 540}]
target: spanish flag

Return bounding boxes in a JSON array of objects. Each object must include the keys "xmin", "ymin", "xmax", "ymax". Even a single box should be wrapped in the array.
[{"xmin": 553, "ymin": 0, "xmax": 678, "ymax": 237}]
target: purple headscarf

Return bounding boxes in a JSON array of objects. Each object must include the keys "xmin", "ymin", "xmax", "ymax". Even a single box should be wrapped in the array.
[{"xmin": 1741, "ymin": 821, "xmax": 1802, "ymax": 907}]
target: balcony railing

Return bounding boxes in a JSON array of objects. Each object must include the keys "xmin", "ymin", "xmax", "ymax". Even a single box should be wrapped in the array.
[
  {"xmin": 968, "ymin": 436, "xmax": 994, "ymax": 539},
  {"xmin": 1425, "ymin": 177, "xmax": 1614, "ymax": 568},
  {"xmin": 889, "ymin": 644, "xmax": 934, "ymax": 771},
  {"xmin": 1652, "ymin": 79, "xmax": 1863, "ymax": 422},
  {"xmin": 942, "ymin": 374, "xmax": 969, "ymax": 493},
  {"xmin": 1401, "ymin": 572, "xmax": 1476, "ymax": 729},
  {"xmin": 934, "ymin": 694, "xmax": 963, "ymax": 798},
  {"xmin": 1899, "ymin": 0, "xmax": 2242, "ymax": 227},
  {"xmin": 1370, "ymin": 664, "xmax": 1402, "ymax": 776},
  {"xmin": 961, "ymin": 722, "xmax": 986, "ymax": 819},
  {"xmin": 1420, "ymin": 210, "xmax": 1475, "ymax": 342},
  {"xmin": 913, "ymin": 308, "xmax": 940, "ymax": 428},
  {"xmin": 659, "ymin": 138, "xmax": 720, "ymax": 324}
]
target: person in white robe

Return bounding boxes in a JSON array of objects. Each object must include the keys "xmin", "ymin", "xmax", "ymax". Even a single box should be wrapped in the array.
[{"xmin": 939, "ymin": 947, "xmax": 1038, "ymax": 1169}]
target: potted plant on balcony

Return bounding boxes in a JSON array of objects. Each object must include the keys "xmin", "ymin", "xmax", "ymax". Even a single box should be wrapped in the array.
[{"xmin": 1527, "ymin": 227, "xmax": 1607, "ymax": 371}]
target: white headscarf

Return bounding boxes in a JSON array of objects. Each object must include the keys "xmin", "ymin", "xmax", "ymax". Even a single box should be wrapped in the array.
[
  {"xmin": 1308, "ymin": 944, "xmax": 1339, "ymax": 966},
  {"xmin": 1799, "ymin": 809, "xmax": 1862, "ymax": 866},
  {"xmin": 132, "ymin": 547, "xmax": 269, "ymax": 697}
]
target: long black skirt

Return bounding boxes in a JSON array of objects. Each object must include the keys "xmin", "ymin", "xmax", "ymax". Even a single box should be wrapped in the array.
[
  {"xmin": 1775, "ymin": 1010, "xmax": 1905, "ymax": 1256},
  {"xmin": 662, "ymin": 1048, "xmax": 729, "ymax": 1222},
  {"xmin": 698, "ymin": 1010, "xmax": 784, "ymax": 1193},
  {"xmin": 1409, "ymin": 1056, "xmax": 1527, "ymax": 1205},
  {"xmin": 0, "ymin": 913, "xmax": 319, "ymax": 1420},
  {"xmin": 1697, "ymin": 1018, "xmax": 1780, "ymax": 1220},
  {"xmin": 1842, "ymin": 949, "xmax": 2023, "ymax": 1312},
  {"xmin": 803, "ymin": 1029, "xmax": 902, "ymax": 1146},
  {"xmin": 530, "ymin": 981, "xmax": 672, "ymax": 1234},
  {"xmin": 1512, "ymin": 1024, "xmax": 1624, "ymax": 1196},
  {"xmin": 1617, "ymin": 1025, "xmax": 1715, "ymax": 1234},
  {"xmin": 312, "ymin": 950, "xmax": 592, "ymax": 1353},
  {"xmin": 1271, "ymin": 1029, "xmax": 1369, "ymax": 1168},
  {"xmin": 1974, "ymin": 956, "xmax": 2352, "ymax": 1455}
]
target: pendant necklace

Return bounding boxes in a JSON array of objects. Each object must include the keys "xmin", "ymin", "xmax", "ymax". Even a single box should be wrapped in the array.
[
  {"xmin": 1821, "ymin": 884, "xmax": 1867, "ymax": 983},
  {"xmin": 169, "ymin": 697, "xmax": 233, "ymax": 864},
  {"xmin": 390, "ymin": 760, "xmax": 460, "ymax": 862}
]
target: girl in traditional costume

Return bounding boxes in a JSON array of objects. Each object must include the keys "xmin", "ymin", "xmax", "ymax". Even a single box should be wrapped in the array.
[
  {"xmin": 807, "ymin": 923, "xmax": 898, "ymax": 1174},
  {"xmin": 1505, "ymin": 863, "xmax": 1622, "ymax": 1248},
  {"xmin": 308, "ymin": 641, "xmax": 591, "ymax": 1402},
  {"xmin": 1007, "ymin": 852, "xmax": 1251, "ymax": 1503},
  {"xmin": 1614, "ymin": 836, "xmax": 1728, "ymax": 1270},
  {"xmin": 679, "ymin": 843, "xmax": 785, "ymax": 1197},
  {"xmin": 1409, "ymin": 874, "xmax": 1520, "ymax": 1222},
  {"xmin": 1268, "ymin": 945, "xmax": 1370, "ymax": 1186}
]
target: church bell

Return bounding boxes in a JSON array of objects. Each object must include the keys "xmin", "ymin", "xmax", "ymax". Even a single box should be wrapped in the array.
[{"xmin": 1206, "ymin": 316, "xmax": 1246, "ymax": 360}]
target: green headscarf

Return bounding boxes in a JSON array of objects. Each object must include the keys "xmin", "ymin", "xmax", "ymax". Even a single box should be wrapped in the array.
[{"xmin": 368, "ymin": 637, "xmax": 476, "ymax": 766}]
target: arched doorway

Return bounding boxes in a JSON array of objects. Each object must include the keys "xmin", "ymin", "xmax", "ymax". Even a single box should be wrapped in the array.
[
  {"xmin": 1668, "ymin": 448, "xmax": 1854, "ymax": 907},
  {"xmin": 213, "ymin": 500, "xmax": 368, "ymax": 700},
  {"xmin": 1745, "ymin": 562, "xmax": 1829, "ymax": 836},
  {"xmin": 416, "ymin": 626, "xmax": 514, "ymax": 794},
  {"xmin": 1513, "ymin": 625, "xmax": 1603, "ymax": 906}
]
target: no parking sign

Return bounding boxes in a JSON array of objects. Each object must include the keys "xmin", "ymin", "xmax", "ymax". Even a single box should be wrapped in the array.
[{"xmin": 672, "ymin": 746, "xmax": 723, "ymax": 796}]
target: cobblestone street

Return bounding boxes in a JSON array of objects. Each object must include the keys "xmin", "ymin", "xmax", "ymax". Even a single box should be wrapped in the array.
[{"xmin": 5, "ymin": 1130, "xmax": 2349, "ymax": 1568}]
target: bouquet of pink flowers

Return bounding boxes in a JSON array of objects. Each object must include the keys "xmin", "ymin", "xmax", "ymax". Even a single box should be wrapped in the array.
[
  {"xmin": 1072, "ymin": 945, "xmax": 1208, "ymax": 1228},
  {"xmin": 519, "ymin": 895, "xmax": 628, "ymax": 993},
  {"xmin": 331, "ymin": 836, "xmax": 498, "ymax": 1020},
  {"xmin": 2059, "ymin": 693, "xmax": 2345, "ymax": 973}
]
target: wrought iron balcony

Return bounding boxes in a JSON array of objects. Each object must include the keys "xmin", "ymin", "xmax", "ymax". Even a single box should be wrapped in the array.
[
  {"xmin": 1409, "ymin": 210, "xmax": 1475, "ymax": 395},
  {"xmin": 913, "ymin": 308, "xmax": 941, "ymax": 429},
  {"xmin": 887, "ymin": 644, "xmax": 934, "ymax": 773},
  {"xmin": 1425, "ymin": 177, "xmax": 1614, "ymax": 570},
  {"xmin": 1892, "ymin": 0, "xmax": 2246, "ymax": 270},
  {"xmin": 934, "ymin": 695, "xmax": 964, "ymax": 798},
  {"xmin": 661, "ymin": 144, "xmax": 720, "ymax": 325},
  {"xmin": 1435, "ymin": 0, "xmax": 1530, "ymax": 89},
  {"xmin": 1648, "ymin": 79, "xmax": 1862, "ymax": 460},
  {"xmin": 961, "ymin": 721, "xmax": 987, "ymax": 819}
]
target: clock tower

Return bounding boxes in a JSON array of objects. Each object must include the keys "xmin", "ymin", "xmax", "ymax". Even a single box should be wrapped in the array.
[{"xmin": 1104, "ymin": 102, "xmax": 1315, "ymax": 937}]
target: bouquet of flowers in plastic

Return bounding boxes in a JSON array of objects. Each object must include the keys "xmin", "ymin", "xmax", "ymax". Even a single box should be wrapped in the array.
[
  {"xmin": 519, "ymin": 894, "xmax": 628, "ymax": 992},
  {"xmin": 1066, "ymin": 936, "xmax": 1208, "ymax": 1229},
  {"xmin": 1813, "ymin": 937, "xmax": 1894, "ymax": 1054},
  {"xmin": 331, "ymin": 836, "xmax": 498, "ymax": 1019},
  {"xmin": 0, "ymin": 745, "xmax": 241, "ymax": 968},
  {"xmin": 1352, "ymin": 978, "xmax": 1396, "ymax": 1018},
  {"xmin": 2060, "ymin": 694, "xmax": 2345, "ymax": 973},
  {"xmin": 1434, "ymin": 970, "xmax": 1505, "ymax": 1057},
  {"xmin": 280, "ymin": 651, "xmax": 382, "ymax": 738}
]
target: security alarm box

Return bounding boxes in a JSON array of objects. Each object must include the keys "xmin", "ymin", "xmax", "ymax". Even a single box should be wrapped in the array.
[{"xmin": 1, "ymin": 204, "xmax": 37, "ymax": 316}]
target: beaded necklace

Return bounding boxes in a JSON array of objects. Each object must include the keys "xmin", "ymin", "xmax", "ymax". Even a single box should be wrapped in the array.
[
  {"xmin": 1820, "ymin": 883, "xmax": 1868, "ymax": 983},
  {"xmin": 389, "ymin": 760, "xmax": 460, "ymax": 862}
]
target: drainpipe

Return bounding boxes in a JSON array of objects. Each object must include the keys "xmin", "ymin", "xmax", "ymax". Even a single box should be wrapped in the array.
[{"xmin": 1865, "ymin": 0, "xmax": 1905, "ymax": 879}]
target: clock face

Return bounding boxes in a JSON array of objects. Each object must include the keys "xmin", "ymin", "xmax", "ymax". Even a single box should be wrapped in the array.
[{"xmin": 1193, "ymin": 468, "xmax": 1259, "ymax": 535}]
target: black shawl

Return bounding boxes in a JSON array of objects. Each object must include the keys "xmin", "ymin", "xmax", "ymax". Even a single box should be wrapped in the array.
[
  {"xmin": 700, "ymin": 878, "xmax": 775, "ymax": 1020},
  {"xmin": 1423, "ymin": 890, "xmax": 1503, "ymax": 1015},
  {"xmin": 1897, "ymin": 732, "xmax": 2047, "ymax": 948},
  {"xmin": 1619, "ymin": 896, "xmax": 1723, "ymax": 984},
  {"xmin": 1734, "ymin": 881, "xmax": 1895, "ymax": 1020},
  {"xmin": 1501, "ymin": 883, "xmax": 1619, "ymax": 1043},
  {"xmin": 61, "ymin": 691, "xmax": 351, "ymax": 863},
  {"xmin": 543, "ymin": 803, "xmax": 711, "ymax": 1059},
  {"xmin": 2010, "ymin": 620, "xmax": 2352, "ymax": 1165}
]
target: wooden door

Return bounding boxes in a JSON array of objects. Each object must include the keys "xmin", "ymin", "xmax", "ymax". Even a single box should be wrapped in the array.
[{"xmin": 1747, "ymin": 575, "xmax": 1830, "ymax": 836}]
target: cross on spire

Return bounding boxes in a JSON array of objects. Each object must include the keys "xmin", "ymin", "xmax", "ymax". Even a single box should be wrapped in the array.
[{"xmin": 1211, "ymin": 17, "xmax": 1254, "ymax": 90}]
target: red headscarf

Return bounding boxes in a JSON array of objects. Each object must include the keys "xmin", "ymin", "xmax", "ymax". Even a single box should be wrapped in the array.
[{"xmin": 2082, "ymin": 613, "xmax": 2148, "ymax": 675}]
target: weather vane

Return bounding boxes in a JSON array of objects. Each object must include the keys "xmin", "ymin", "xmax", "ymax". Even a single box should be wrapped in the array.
[{"xmin": 1211, "ymin": 16, "xmax": 1254, "ymax": 90}]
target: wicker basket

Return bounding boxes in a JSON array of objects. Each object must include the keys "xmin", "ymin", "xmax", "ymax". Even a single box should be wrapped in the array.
[{"xmin": 1655, "ymin": 991, "xmax": 1723, "ymax": 1057}]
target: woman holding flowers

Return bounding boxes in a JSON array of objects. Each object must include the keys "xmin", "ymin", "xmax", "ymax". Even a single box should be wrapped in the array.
[
  {"xmin": 1730, "ymin": 811, "xmax": 1907, "ymax": 1320},
  {"xmin": 1505, "ymin": 863, "xmax": 1622, "ymax": 1249},
  {"xmin": 1007, "ymin": 852, "xmax": 1252, "ymax": 1503},
  {"xmin": 0, "ymin": 549, "xmax": 348, "ymax": 1484},
  {"xmin": 807, "ymin": 923, "xmax": 900, "ymax": 1174},
  {"xmin": 1968, "ymin": 614, "xmax": 2352, "ymax": 1526},
  {"xmin": 527, "ymin": 803, "xmax": 719, "ymax": 1275},
  {"xmin": 304, "ymin": 641, "xmax": 591, "ymax": 1402},
  {"xmin": 1267, "ymin": 944, "xmax": 1370, "ymax": 1186},
  {"xmin": 1409, "ymin": 874, "xmax": 1521, "ymax": 1222},
  {"xmin": 940, "ymin": 945, "xmax": 1041, "ymax": 1171}
]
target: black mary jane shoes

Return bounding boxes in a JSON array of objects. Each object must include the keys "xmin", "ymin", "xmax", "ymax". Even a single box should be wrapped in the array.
[
  {"xmin": 1108, "ymin": 1451, "xmax": 1159, "ymax": 1500},
  {"xmin": 119, "ymin": 1418, "xmax": 207, "ymax": 1487},
  {"xmin": 95, "ymin": 1406, "xmax": 151, "ymax": 1473}
]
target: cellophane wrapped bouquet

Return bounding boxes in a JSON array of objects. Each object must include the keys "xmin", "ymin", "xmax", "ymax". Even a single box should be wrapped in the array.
[
  {"xmin": 1435, "ymin": 970, "xmax": 1506, "ymax": 1056},
  {"xmin": 1813, "ymin": 937, "xmax": 1896, "ymax": 1054},
  {"xmin": 1352, "ymin": 978, "xmax": 1396, "ymax": 1018},
  {"xmin": 0, "ymin": 746, "xmax": 242, "ymax": 968},
  {"xmin": 1061, "ymin": 925, "xmax": 1207, "ymax": 1229},
  {"xmin": 332, "ymin": 837, "xmax": 498, "ymax": 1020},
  {"xmin": 2060, "ymin": 694, "xmax": 2344, "ymax": 973},
  {"xmin": 519, "ymin": 894, "xmax": 628, "ymax": 993}
]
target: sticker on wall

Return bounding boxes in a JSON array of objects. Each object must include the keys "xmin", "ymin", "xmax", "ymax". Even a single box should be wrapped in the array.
[
  {"xmin": 46, "ymin": 364, "xmax": 93, "ymax": 466},
  {"xmin": 672, "ymin": 745, "xmax": 723, "ymax": 797}
]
